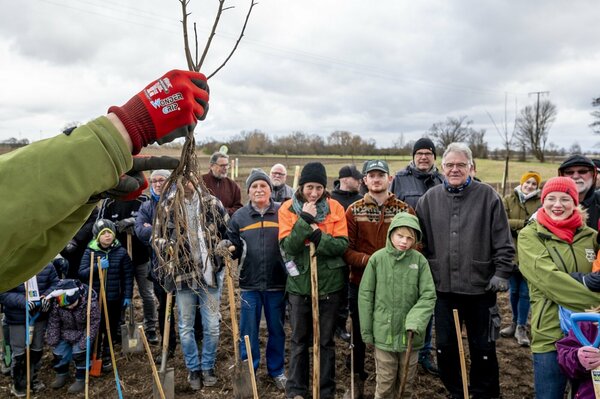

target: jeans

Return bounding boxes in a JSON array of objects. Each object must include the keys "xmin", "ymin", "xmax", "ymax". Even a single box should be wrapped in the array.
[
  {"xmin": 176, "ymin": 270, "xmax": 223, "ymax": 372},
  {"xmin": 286, "ymin": 290, "xmax": 342, "ymax": 399},
  {"xmin": 239, "ymin": 290, "xmax": 285, "ymax": 377},
  {"xmin": 532, "ymin": 351, "xmax": 567, "ymax": 399},
  {"xmin": 348, "ymin": 283, "xmax": 367, "ymax": 379},
  {"xmin": 435, "ymin": 292, "xmax": 500, "ymax": 399},
  {"xmin": 509, "ymin": 270, "xmax": 530, "ymax": 326},
  {"xmin": 52, "ymin": 340, "xmax": 85, "ymax": 368},
  {"xmin": 134, "ymin": 261, "xmax": 157, "ymax": 333}
]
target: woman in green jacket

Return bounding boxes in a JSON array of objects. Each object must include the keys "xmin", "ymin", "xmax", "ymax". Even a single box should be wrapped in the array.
[
  {"xmin": 500, "ymin": 171, "xmax": 542, "ymax": 346},
  {"xmin": 518, "ymin": 177, "xmax": 600, "ymax": 399},
  {"xmin": 358, "ymin": 212, "xmax": 436, "ymax": 398}
]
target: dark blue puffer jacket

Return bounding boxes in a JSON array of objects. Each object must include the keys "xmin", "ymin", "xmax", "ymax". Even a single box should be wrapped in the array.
[
  {"xmin": 79, "ymin": 239, "xmax": 133, "ymax": 302},
  {"xmin": 0, "ymin": 263, "xmax": 59, "ymax": 325}
]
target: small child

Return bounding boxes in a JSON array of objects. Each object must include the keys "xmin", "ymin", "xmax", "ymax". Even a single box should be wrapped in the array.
[
  {"xmin": 556, "ymin": 305, "xmax": 600, "ymax": 399},
  {"xmin": 0, "ymin": 263, "xmax": 58, "ymax": 397},
  {"xmin": 78, "ymin": 219, "xmax": 133, "ymax": 371},
  {"xmin": 358, "ymin": 212, "xmax": 436, "ymax": 398},
  {"xmin": 45, "ymin": 279, "xmax": 100, "ymax": 393}
]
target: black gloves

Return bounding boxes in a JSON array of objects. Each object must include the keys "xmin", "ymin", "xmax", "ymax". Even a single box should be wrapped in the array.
[{"xmin": 300, "ymin": 211, "xmax": 316, "ymax": 225}]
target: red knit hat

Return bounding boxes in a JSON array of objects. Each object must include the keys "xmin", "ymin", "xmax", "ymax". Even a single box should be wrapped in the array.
[{"xmin": 541, "ymin": 177, "xmax": 579, "ymax": 206}]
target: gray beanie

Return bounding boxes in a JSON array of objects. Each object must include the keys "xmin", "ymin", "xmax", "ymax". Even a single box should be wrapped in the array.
[
  {"xmin": 246, "ymin": 168, "xmax": 272, "ymax": 192},
  {"xmin": 150, "ymin": 169, "xmax": 171, "ymax": 180}
]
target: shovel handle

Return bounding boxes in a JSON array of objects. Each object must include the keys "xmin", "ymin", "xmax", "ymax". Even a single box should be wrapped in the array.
[
  {"xmin": 225, "ymin": 255, "xmax": 240, "ymax": 361},
  {"xmin": 85, "ymin": 251, "xmax": 95, "ymax": 398},
  {"xmin": 399, "ymin": 330, "xmax": 414, "ymax": 397},
  {"xmin": 244, "ymin": 335, "xmax": 259, "ymax": 399},
  {"xmin": 453, "ymin": 309, "xmax": 469, "ymax": 399},
  {"xmin": 309, "ymin": 242, "xmax": 320, "ymax": 399},
  {"xmin": 160, "ymin": 292, "xmax": 173, "ymax": 373},
  {"xmin": 139, "ymin": 326, "xmax": 166, "ymax": 399},
  {"xmin": 571, "ymin": 313, "xmax": 600, "ymax": 348}
]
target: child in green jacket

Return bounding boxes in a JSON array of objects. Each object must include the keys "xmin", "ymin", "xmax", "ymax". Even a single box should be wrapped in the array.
[{"xmin": 358, "ymin": 212, "xmax": 436, "ymax": 399}]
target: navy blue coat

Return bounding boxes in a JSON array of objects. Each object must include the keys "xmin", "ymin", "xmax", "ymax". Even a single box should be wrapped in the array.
[
  {"xmin": 0, "ymin": 264, "xmax": 59, "ymax": 325},
  {"xmin": 79, "ymin": 240, "xmax": 133, "ymax": 303}
]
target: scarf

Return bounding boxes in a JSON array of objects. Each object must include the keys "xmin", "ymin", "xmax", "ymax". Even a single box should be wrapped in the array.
[
  {"xmin": 444, "ymin": 176, "xmax": 472, "ymax": 194},
  {"xmin": 515, "ymin": 186, "xmax": 540, "ymax": 204},
  {"xmin": 150, "ymin": 186, "xmax": 160, "ymax": 202},
  {"xmin": 291, "ymin": 195, "xmax": 330, "ymax": 223},
  {"xmin": 537, "ymin": 208, "xmax": 583, "ymax": 244}
]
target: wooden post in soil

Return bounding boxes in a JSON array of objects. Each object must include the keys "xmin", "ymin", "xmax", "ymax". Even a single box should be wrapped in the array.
[{"xmin": 309, "ymin": 242, "xmax": 320, "ymax": 399}]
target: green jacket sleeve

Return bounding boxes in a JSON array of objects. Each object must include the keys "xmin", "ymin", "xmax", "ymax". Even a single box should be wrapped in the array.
[
  {"xmin": 518, "ymin": 226, "xmax": 600, "ymax": 311},
  {"xmin": 404, "ymin": 256, "xmax": 437, "ymax": 336},
  {"xmin": 358, "ymin": 256, "xmax": 376, "ymax": 344},
  {"xmin": 280, "ymin": 216, "xmax": 313, "ymax": 257},
  {"xmin": 0, "ymin": 116, "xmax": 133, "ymax": 291}
]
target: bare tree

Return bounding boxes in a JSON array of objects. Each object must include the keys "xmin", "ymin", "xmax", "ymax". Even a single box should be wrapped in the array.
[
  {"xmin": 515, "ymin": 99, "xmax": 557, "ymax": 162},
  {"xmin": 486, "ymin": 94, "xmax": 518, "ymax": 195},
  {"xmin": 591, "ymin": 96, "xmax": 600, "ymax": 134},
  {"xmin": 427, "ymin": 116, "xmax": 480, "ymax": 153}
]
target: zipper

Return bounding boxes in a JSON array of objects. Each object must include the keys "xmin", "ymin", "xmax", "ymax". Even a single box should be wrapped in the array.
[
  {"xmin": 550, "ymin": 247, "xmax": 568, "ymax": 273},
  {"xmin": 536, "ymin": 298, "xmax": 551, "ymax": 330}
]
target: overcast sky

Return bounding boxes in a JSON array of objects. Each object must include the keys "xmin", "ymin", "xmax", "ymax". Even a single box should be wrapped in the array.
[{"xmin": 1, "ymin": 0, "xmax": 599, "ymax": 151}]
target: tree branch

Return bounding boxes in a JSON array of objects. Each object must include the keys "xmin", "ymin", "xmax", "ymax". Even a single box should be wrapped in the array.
[
  {"xmin": 207, "ymin": 0, "xmax": 258, "ymax": 79},
  {"xmin": 197, "ymin": 0, "xmax": 226, "ymax": 71},
  {"xmin": 180, "ymin": 0, "xmax": 196, "ymax": 71}
]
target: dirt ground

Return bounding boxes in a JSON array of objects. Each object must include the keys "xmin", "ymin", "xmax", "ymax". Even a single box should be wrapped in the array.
[{"xmin": 0, "ymin": 289, "xmax": 534, "ymax": 399}]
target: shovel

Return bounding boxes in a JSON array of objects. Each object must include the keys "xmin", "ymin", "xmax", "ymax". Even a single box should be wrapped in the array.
[
  {"xmin": 90, "ymin": 267, "xmax": 106, "ymax": 377},
  {"xmin": 121, "ymin": 304, "xmax": 144, "ymax": 354},
  {"xmin": 224, "ymin": 250, "xmax": 254, "ymax": 398},
  {"xmin": 154, "ymin": 290, "xmax": 174, "ymax": 399},
  {"xmin": 399, "ymin": 330, "xmax": 414, "ymax": 398},
  {"xmin": 139, "ymin": 326, "xmax": 166, "ymax": 399},
  {"xmin": 570, "ymin": 312, "xmax": 600, "ymax": 399}
]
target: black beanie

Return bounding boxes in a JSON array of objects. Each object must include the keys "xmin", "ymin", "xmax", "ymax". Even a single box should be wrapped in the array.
[
  {"xmin": 245, "ymin": 168, "xmax": 273, "ymax": 192},
  {"xmin": 412, "ymin": 138, "xmax": 437, "ymax": 159},
  {"xmin": 299, "ymin": 162, "xmax": 327, "ymax": 187}
]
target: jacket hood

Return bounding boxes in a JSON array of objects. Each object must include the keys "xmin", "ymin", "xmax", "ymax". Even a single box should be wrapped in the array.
[{"xmin": 386, "ymin": 212, "xmax": 422, "ymax": 251}]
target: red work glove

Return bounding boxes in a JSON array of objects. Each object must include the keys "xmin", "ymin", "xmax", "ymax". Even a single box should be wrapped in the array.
[
  {"xmin": 89, "ymin": 155, "xmax": 179, "ymax": 202},
  {"xmin": 108, "ymin": 70, "xmax": 209, "ymax": 154}
]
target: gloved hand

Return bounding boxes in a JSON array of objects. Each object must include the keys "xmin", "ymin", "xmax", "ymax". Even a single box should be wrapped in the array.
[
  {"xmin": 154, "ymin": 238, "xmax": 174, "ymax": 253},
  {"xmin": 116, "ymin": 217, "xmax": 136, "ymax": 234},
  {"xmin": 122, "ymin": 298, "xmax": 132, "ymax": 309},
  {"xmin": 308, "ymin": 229, "xmax": 322, "ymax": 246},
  {"xmin": 485, "ymin": 275, "xmax": 509, "ymax": 292},
  {"xmin": 108, "ymin": 70, "xmax": 209, "ymax": 154},
  {"xmin": 216, "ymin": 239, "xmax": 234, "ymax": 252},
  {"xmin": 41, "ymin": 297, "xmax": 51, "ymax": 312},
  {"xmin": 89, "ymin": 155, "xmax": 179, "ymax": 203},
  {"xmin": 27, "ymin": 300, "xmax": 38, "ymax": 312},
  {"xmin": 100, "ymin": 258, "xmax": 110, "ymax": 269},
  {"xmin": 300, "ymin": 211, "xmax": 316, "ymax": 225},
  {"xmin": 577, "ymin": 346, "xmax": 600, "ymax": 370},
  {"xmin": 64, "ymin": 239, "xmax": 78, "ymax": 254}
]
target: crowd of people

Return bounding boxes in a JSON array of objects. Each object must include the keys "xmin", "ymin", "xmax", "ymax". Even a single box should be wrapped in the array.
[{"xmin": 1, "ymin": 70, "xmax": 600, "ymax": 399}]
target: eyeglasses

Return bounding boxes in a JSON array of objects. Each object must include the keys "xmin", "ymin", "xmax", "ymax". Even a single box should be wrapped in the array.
[
  {"xmin": 215, "ymin": 163, "xmax": 229, "ymax": 168},
  {"xmin": 563, "ymin": 168, "xmax": 592, "ymax": 176},
  {"xmin": 151, "ymin": 179, "xmax": 166, "ymax": 184},
  {"xmin": 443, "ymin": 162, "xmax": 469, "ymax": 170},
  {"xmin": 271, "ymin": 172, "xmax": 286, "ymax": 177},
  {"xmin": 415, "ymin": 151, "xmax": 434, "ymax": 157}
]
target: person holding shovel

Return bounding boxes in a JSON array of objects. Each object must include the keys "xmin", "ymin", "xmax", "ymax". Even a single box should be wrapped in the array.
[
  {"xmin": 45, "ymin": 279, "xmax": 101, "ymax": 393},
  {"xmin": 79, "ymin": 219, "xmax": 134, "ymax": 372},
  {"xmin": 358, "ymin": 212, "xmax": 436, "ymax": 399},
  {"xmin": 224, "ymin": 168, "xmax": 288, "ymax": 391},
  {"xmin": 518, "ymin": 176, "xmax": 600, "ymax": 399},
  {"xmin": 0, "ymin": 69, "xmax": 210, "ymax": 293},
  {"xmin": 0, "ymin": 262, "xmax": 58, "ymax": 396},
  {"xmin": 278, "ymin": 162, "xmax": 349, "ymax": 399}
]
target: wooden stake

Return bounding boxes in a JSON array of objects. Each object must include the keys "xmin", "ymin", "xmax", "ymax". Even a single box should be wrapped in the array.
[
  {"xmin": 244, "ymin": 335, "xmax": 259, "ymax": 399},
  {"xmin": 292, "ymin": 165, "xmax": 300, "ymax": 190},
  {"xmin": 309, "ymin": 242, "xmax": 320, "ymax": 399},
  {"xmin": 453, "ymin": 309, "xmax": 469, "ymax": 399},
  {"xmin": 138, "ymin": 326, "xmax": 166, "ymax": 399}
]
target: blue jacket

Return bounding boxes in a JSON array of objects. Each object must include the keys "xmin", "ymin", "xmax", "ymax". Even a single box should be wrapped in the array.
[
  {"xmin": 79, "ymin": 240, "xmax": 133, "ymax": 302},
  {"xmin": 0, "ymin": 263, "xmax": 59, "ymax": 325},
  {"xmin": 227, "ymin": 201, "xmax": 286, "ymax": 291}
]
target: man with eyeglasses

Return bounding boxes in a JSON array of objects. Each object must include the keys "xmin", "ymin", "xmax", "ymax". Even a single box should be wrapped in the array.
[
  {"xmin": 390, "ymin": 137, "xmax": 443, "ymax": 375},
  {"xmin": 269, "ymin": 163, "xmax": 294, "ymax": 202},
  {"xmin": 416, "ymin": 142, "xmax": 514, "ymax": 399},
  {"xmin": 202, "ymin": 152, "xmax": 243, "ymax": 216},
  {"xmin": 558, "ymin": 154, "xmax": 600, "ymax": 231}
]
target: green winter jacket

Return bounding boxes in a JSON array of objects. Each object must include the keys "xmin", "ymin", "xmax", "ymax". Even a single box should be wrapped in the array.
[
  {"xmin": 358, "ymin": 213, "xmax": 436, "ymax": 352},
  {"xmin": 518, "ymin": 219, "xmax": 600, "ymax": 353},
  {"xmin": 0, "ymin": 116, "xmax": 132, "ymax": 291},
  {"xmin": 502, "ymin": 188, "xmax": 541, "ymax": 263}
]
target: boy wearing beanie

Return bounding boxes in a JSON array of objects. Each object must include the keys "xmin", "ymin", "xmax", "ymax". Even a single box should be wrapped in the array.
[{"xmin": 78, "ymin": 219, "xmax": 133, "ymax": 373}]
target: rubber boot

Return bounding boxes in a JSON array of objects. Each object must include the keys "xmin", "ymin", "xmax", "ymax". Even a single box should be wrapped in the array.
[
  {"xmin": 30, "ymin": 349, "xmax": 45, "ymax": 392},
  {"xmin": 500, "ymin": 322, "xmax": 516, "ymax": 338},
  {"xmin": 68, "ymin": 352, "xmax": 86, "ymax": 394},
  {"xmin": 51, "ymin": 355, "xmax": 70, "ymax": 389},
  {"xmin": 11, "ymin": 354, "xmax": 26, "ymax": 398}
]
